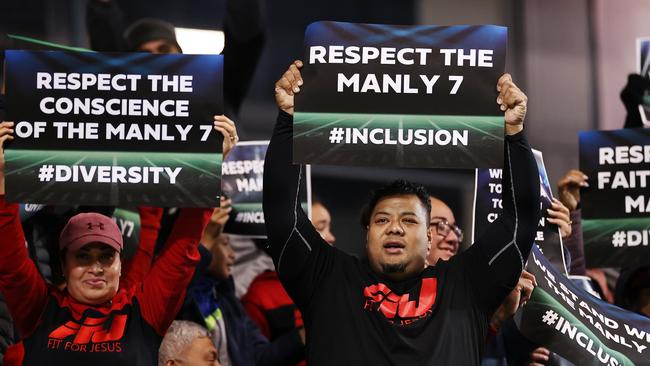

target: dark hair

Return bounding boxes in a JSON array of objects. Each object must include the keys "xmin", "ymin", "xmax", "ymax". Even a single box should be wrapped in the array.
[{"xmin": 360, "ymin": 179, "xmax": 431, "ymax": 228}]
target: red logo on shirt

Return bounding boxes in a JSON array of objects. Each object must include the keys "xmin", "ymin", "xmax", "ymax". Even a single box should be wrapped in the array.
[
  {"xmin": 363, "ymin": 278, "xmax": 437, "ymax": 325},
  {"xmin": 46, "ymin": 314, "xmax": 126, "ymax": 353}
]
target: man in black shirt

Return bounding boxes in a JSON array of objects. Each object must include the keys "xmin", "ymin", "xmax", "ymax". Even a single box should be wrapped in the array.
[{"xmin": 263, "ymin": 60, "xmax": 540, "ymax": 365}]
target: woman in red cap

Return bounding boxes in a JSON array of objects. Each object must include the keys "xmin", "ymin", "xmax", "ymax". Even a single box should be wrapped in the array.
[{"xmin": 0, "ymin": 116, "xmax": 237, "ymax": 366}]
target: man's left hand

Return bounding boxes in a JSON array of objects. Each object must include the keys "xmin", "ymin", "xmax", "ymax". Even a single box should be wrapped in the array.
[{"xmin": 497, "ymin": 74, "xmax": 527, "ymax": 135}]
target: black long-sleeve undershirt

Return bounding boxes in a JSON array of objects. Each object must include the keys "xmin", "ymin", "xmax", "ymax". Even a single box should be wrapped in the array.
[{"xmin": 262, "ymin": 110, "xmax": 540, "ymax": 365}]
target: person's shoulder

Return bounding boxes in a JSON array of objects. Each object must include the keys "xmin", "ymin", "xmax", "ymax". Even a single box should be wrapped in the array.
[{"xmin": 245, "ymin": 271, "xmax": 281, "ymax": 295}]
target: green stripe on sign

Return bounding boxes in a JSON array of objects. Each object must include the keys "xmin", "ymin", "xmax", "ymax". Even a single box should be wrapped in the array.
[
  {"xmin": 5, "ymin": 150, "xmax": 222, "ymax": 178},
  {"xmin": 528, "ymin": 289, "xmax": 635, "ymax": 366},
  {"xmin": 294, "ymin": 112, "xmax": 504, "ymax": 140}
]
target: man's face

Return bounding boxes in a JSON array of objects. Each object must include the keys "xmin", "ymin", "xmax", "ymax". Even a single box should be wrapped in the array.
[
  {"xmin": 207, "ymin": 234, "xmax": 235, "ymax": 280},
  {"xmin": 426, "ymin": 197, "xmax": 461, "ymax": 265},
  {"xmin": 311, "ymin": 202, "xmax": 336, "ymax": 245},
  {"xmin": 168, "ymin": 336, "xmax": 220, "ymax": 366},
  {"xmin": 366, "ymin": 195, "xmax": 431, "ymax": 281},
  {"xmin": 137, "ymin": 39, "xmax": 181, "ymax": 54},
  {"xmin": 63, "ymin": 243, "xmax": 121, "ymax": 305}
]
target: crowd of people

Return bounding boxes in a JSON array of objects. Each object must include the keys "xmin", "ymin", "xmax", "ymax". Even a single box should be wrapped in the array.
[{"xmin": 0, "ymin": 0, "xmax": 648, "ymax": 365}]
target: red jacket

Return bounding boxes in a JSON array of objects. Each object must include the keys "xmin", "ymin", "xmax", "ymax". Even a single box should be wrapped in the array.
[
  {"xmin": 243, "ymin": 270, "xmax": 305, "ymax": 366},
  {"xmin": 0, "ymin": 196, "xmax": 210, "ymax": 366}
]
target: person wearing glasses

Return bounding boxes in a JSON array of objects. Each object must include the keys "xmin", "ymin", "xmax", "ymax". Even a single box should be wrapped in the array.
[{"xmin": 426, "ymin": 196, "xmax": 463, "ymax": 266}]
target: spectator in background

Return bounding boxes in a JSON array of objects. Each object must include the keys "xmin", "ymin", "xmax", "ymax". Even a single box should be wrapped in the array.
[
  {"xmin": 242, "ymin": 199, "xmax": 335, "ymax": 366},
  {"xmin": 620, "ymin": 74, "xmax": 650, "ymax": 128},
  {"xmin": 177, "ymin": 205, "xmax": 304, "ymax": 366},
  {"xmin": 426, "ymin": 196, "xmax": 462, "ymax": 266},
  {"xmin": 159, "ymin": 320, "xmax": 221, "ymax": 366},
  {"xmin": 86, "ymin": 0, "xmax": 266, "ymax": 121}
]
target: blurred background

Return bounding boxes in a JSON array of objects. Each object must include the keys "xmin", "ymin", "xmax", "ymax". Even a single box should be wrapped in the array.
[{"xmin": 1, "ymin": 0, "xmax": 649, "ymax": 256}]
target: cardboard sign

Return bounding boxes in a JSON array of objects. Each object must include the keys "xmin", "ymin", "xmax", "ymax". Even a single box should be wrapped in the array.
[
  {"xmin": 294, "ymin": 21, "xmax": 507, "ymax": 168},
  {"xmin": 579, "ymin": 128, "xmax": 650, "ymax": 268},
  {"xmin": 4, "ymin": 50, "xmax": 223, "ymax": 207}
]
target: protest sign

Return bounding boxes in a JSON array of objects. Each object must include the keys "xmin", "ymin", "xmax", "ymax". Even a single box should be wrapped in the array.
[
  {"xmin": 473, "ymin": 149, "xmax": 568, "ymax": 274},
  {"xmin": 4, "ymin": 50, "xmax": 223, "ymax": 207},
  {"xmin": 294, "ymin": 21, "xmax": 507, "ymax": 168},
  {"xmin": 222, "ymin": 141, "xmax": 311, "ymax": 237},
  {"xmin": 579, "ymin": 129, "xmax": 650, "ymax": 268},
  {"xmin": 516, "ymin": 246, "xmax": 650, "ymax": 366}
]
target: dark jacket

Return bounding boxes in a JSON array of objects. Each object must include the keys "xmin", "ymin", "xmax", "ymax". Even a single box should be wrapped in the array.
[{"xmin": 177, "ymin": 246, "xmax": 303, "ymax": 366}]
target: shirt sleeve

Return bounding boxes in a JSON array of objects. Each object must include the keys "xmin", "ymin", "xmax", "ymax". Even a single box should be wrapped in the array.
[
  {"xmin": 0, "ymin": 196, "xmax": 49, "ymax": 338},
  {"xmin": 263, "ymin": 111, "xmax": 338, "ymax": 308},
  {"xmin": 121, "ymin": 207, "xmax": 163, "ymax": 289},
  {"xmin": 455, "ymin": 131, "xmax": 541, "ymax": 315},
  {"xmin": 136, "ymin": 207, "xmax": 211, "ymax": 335}
]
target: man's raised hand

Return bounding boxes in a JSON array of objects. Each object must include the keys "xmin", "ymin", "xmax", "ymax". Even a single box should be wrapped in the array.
[
  {"xmin": 497, "ymin": 74, "xmax": 527, "ymax": 135},
  {"xmin": 275, "ymin": 60, "xmax": 303, "ymax": 115}
]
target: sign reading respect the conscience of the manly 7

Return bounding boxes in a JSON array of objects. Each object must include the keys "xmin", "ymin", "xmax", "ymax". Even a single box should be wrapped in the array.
[
  {"xmin": 4, "ymin": 50, "xmax": 223, "ymax": 207},
  {"xmin": 293, "ymin": 21, "xmax": 507, "ymax": 168},
  {"xmin": 579, "ymin": 128, "xmax": 650, "ymax": 268}
]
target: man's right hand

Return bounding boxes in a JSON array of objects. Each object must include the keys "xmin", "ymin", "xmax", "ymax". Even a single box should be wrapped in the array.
[
  {"xmin": 557, "ymin": 169, "xmax": 588, "ymax": 211},
  {"xmin": 274, "ymin": 60, "xmax": 303, "ymax": 115},
  {"xmin": 0, "ymin": 121, "xmax": 15, "ymax": 195}
]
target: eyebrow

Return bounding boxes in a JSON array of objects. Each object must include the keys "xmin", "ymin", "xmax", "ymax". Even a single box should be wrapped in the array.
[{"xmin": 373, "ymin": 211, "xmax": 419, "ymax": 217}]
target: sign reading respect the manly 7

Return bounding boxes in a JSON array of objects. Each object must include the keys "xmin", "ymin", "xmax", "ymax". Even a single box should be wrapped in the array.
[
  {"xmin": 4, "ymin": 50, "xmax": 223, "ymax": 207},
  {"xmin": 293, "ymin": 21, "xmax": 507, "ymax": 168}
]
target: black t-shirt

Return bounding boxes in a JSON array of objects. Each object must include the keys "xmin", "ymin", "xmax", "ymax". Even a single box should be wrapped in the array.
[{"xmin": 263, "ymin": 111, "xmax": 540, "ymax": 365}]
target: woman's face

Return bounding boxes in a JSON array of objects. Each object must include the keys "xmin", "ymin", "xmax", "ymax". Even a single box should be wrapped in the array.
[{"xmin": 64, "ymin": 243, "xmax": 121, "ymax": 305}]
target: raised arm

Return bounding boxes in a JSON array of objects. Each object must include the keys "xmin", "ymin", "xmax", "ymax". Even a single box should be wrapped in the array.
[
  {"xmin": 136, "ymin": 207, "xmax": 211, "ymax": 335},
  {"xmin": 0, "ymin": 122, "xmax": 49, "ymax": 338},
  {"xmin": 120, "ymin": 206, "xmax": 163, "ymax": 289},
  {"xmin": 263, "ymin": 61, "xmax": 335, "ymax": 307},
  {"xmin": 459, "ymin": 75, "xmax": 541, "ymax": 315}
]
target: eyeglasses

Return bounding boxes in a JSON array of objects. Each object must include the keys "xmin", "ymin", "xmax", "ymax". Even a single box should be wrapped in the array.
[{"xmin": 430, "ymin": 217, "xmax": 463, "ymax": 242}]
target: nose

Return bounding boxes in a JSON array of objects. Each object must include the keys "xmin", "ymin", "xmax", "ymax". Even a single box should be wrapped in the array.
[
  {"xmin": 89, "ymin": 260, "xmax": 104, "ymax": 273},
  {"xmin": 444, "ymin": 230, "xmax": 460, "ymax": 251},
  {"xmin": 386, "ymin": 221, "xmax": 405, "ymax": 235},
  {"xmin": 323, "ymin": 230, "xmax": 336, "ymax": 245}
]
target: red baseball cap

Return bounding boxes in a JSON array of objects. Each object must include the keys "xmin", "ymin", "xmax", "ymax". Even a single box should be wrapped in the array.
[{"xmin": 59, "ymin": 212, "xmax": 123, "ymax": 253}]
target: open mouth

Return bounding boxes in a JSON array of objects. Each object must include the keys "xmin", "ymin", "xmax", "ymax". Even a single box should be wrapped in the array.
[{"xmin": 383, "ymin": 242, "xmax": 406, "ymax": 254}]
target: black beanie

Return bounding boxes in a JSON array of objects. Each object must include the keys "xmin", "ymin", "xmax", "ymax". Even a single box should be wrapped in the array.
[{"xmin": 123, "ymin": 18, "xmax": 182, "ymax": 52}]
